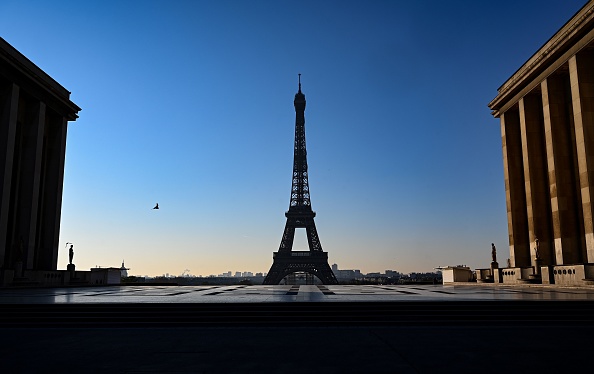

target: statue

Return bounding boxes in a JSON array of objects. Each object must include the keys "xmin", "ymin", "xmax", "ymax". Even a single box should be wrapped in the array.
[
  {"xmin": 491, "ymin": 243, "xmax": 497, "ymax": 263},
  {"xmin": 507, "ymin": 258, "xmax": 511, "ymax": 268},
  {"xmin": 534, "ymin": 237, "xmax": 541, "ymax": 260},
  {"xmin": 69, "ymin": 244, "xmax": 74, "ymax": 265}
]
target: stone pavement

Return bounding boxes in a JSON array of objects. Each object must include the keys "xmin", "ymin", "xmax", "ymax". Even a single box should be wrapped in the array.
[
  {"xmin": 1, "ymin": 284, "xmax": 594, "ymax": 373},
  {"xmin": 2, "ymin": 283, "xmax": 594, "ymax": 303}
]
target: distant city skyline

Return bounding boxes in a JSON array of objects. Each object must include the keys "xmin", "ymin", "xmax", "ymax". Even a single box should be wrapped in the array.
[
  {"xmin": 0, "ymin": 0, "xmax": 587, "ymax": 277},
  {"xmin": 134, "ymin": 263, "xmax": 439, "ymax": 279}
]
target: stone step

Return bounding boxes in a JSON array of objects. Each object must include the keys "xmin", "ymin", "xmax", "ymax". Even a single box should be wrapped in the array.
[{"xmin": 2, "ymin": 301, "xmax": 594, "ymax": 328}]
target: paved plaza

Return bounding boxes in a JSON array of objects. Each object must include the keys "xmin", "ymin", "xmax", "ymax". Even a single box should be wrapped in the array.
[
  {"xmin": 2, "ymin": 283, "xmax": 594, "ymax": 304},
  {"xmin": 2, "ymin": 284, "xmax": 594, "ymax": 373}
]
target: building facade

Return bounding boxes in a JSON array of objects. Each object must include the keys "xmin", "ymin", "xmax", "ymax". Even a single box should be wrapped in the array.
[
  {"xmin": 488, "ymin": 1, "xmax": 594, "ymax": 285},
  {"xmin": 0, "ymin": 37, "xmax": 80, "ymax": 280}
]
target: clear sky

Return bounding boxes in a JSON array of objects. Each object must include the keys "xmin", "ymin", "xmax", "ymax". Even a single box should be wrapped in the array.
[{"xmin": 0, "ymin": 0, "xmax": 588, "ymax": 277}]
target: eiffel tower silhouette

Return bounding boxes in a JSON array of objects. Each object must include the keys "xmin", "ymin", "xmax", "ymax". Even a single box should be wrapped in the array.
[{"xmin": 263, "ymin": 75, "xmax": 338, "ymax": 285}]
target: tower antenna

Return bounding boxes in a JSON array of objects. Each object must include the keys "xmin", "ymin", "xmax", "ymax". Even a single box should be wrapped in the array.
[{"xmin": 298, "ymin": 73, "xmax": 301, "ymax": 92}]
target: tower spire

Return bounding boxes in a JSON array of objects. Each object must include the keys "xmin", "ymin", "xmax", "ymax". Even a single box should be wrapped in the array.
[{"xmin": 298, "ymin": 73, "xmax": 301, "ymax": 93}]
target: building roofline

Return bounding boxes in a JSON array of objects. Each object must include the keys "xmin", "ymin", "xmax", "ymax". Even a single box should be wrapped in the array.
[
  {"xmin": 488, "ymin": 1, "xmax": 594, "ymax": 117},
  {"xmin": 0, "ymin": 37, "xmax": 80, "ymax": 119}
]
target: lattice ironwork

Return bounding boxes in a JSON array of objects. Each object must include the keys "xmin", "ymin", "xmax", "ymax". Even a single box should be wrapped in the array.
[{"xmin": 263, "ymin": 76, "xmax": 338, "ymax": 285}]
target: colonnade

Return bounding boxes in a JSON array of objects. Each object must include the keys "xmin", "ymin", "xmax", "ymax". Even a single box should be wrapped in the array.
[
  {"xmin": 0, "ymin": 79, "xmax": 71, "ymax": 270},
  {"xmin": 0, "ymin": 37, "xmax": 79, "ymax": 272},
  {"xmin": 501, "ymin": 49, "xmax": 594, "ymax": 268}
]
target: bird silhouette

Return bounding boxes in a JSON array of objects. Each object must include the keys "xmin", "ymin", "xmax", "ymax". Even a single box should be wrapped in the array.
[{"xmin": 153, "ymin": 203, "xmax": 159, "ymax": 210}]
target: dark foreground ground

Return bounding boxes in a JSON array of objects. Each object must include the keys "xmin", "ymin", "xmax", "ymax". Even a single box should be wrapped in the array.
[{"xmin": 1, "ymin": 284, "xmax": 593, "ymax": 373}]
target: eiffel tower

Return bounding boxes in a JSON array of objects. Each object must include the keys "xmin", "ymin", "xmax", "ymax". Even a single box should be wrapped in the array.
[{"xmin": 263, "ymin": 75, "xmax": 338, "ymax": 285}]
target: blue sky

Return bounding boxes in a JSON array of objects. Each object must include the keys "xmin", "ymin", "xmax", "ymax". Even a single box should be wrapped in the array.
[{"xmin": 0, "ymin": 0, "xmax": 588, "ymax": 276}]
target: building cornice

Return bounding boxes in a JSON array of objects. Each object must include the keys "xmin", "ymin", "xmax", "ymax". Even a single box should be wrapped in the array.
[
  {"xmin": 0, "ymin": 37, "xmax": 80, "ymax": 120},
  {"xmin": 489, "ymin": 1, "xmax": 594, "ymax": 118}
]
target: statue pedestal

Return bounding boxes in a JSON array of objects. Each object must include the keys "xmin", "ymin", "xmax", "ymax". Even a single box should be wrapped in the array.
[
  {"xmin": 534, "ymin": 259, "xmax": 543, "ymax": 276},
  {"xmin": 67, "ymin": 264, "xmax": 75, "ymax": 273},
  {"xmin": 14, "ymin": 261, "xmax": 23, "ymax": 278},
  {"xmin": 490, "ymin": 261, "xmax": 499, "ymax": 271}
]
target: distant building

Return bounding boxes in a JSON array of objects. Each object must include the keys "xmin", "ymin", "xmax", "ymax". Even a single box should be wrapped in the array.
[
  {"xmin": 439, "ymin": 266, "xmax": 473, "ymax": 284},
  {"xmin": 331, "ymin": 264, "xmax": 363, "ymax": 281},
  {"xmin": 385, "ymin": 270, "xmax": 400, "ymax": 277},
  {"xmin": 120, "ymin": 261, "xmax": 129, "ymax": 278},
  {"xmin": 91, "ymin": 267, "xmax": 121, "ymax": 285}
]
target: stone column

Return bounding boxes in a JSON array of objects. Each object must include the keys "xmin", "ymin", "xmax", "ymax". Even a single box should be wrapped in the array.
[
  {"xmin": 0, "ymin": 83, "xmax": 19, "ymax": 268},
  {"xmin": 542, "ymin": 74, "xmax": 583, "ymax": 265},
  {"xmin": 519, "ymin": 93, "xmax": 553, "ymax": 266},
  {"xmin": 36, "ymin": 112, "xmax": 67, "ymax": 270},
  {"xmin": 18, "ymin": 100, "xmax": 46, "ymax": 270},
  {"xmin": 570, "ymin": 51, "xmax": 594, "ymax": 263},
  {"xmin": 501, "ymin": 108, "xmax": 530, "ymax": 267}
]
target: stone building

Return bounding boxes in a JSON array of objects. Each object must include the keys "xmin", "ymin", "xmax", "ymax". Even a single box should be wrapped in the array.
[
  {"xmin": 488, "ymin": 1, "xmax": 594, "ymax": 285},
  {"xmin": 0, "ymin": 37, "xmax": 80, "ymax": 283}
]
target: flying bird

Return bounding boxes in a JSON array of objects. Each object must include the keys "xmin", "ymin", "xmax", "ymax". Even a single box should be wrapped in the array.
[{"xmin": 153, "ymin": 203, "xmax": 159, "ymax": 210}]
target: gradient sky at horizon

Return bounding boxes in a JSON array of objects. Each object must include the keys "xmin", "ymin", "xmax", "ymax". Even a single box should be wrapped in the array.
[{"xmin": 0, "ymin": 0, "xmax": 588, "ymax": 277}]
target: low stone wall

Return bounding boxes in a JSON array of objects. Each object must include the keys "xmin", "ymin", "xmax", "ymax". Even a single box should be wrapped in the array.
[
  {"xmin": 476, "ymin": 268, "xmax": 492, "ymax": 283},
  {"xmin": 495, "ymin": 267, "xmax": 533, "ymax": 284},
  {"xmin": 24, "ymin": 270, "xmax": 68, "ymax": 286},
  {"xmin": 1, "ymin": 267, "xmax": 120, "ymax": 287},
  {"xmin": 549, "ymin": 264, "xmax": 594, "ymax": 286},
  {"xmin": 494, "ymin": 264, "xmax": 594, "ymax": 286}
]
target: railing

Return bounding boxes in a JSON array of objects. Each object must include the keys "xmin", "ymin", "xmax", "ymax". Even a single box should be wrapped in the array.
[{"xmin": 273, "ymin": 251, "xmax": 327, "ymax": 258}]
